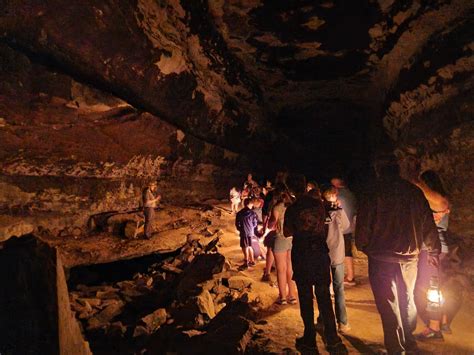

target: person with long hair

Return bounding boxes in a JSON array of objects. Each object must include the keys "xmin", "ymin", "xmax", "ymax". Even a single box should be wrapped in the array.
[{"xmin": 267, "ymin": 189, "xmax": 297, "ymax": 305}]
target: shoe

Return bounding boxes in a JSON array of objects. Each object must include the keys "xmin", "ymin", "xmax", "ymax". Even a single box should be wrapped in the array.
[
  {"xmin": 441, "ymin": 324, "xmax": 452, "ymax": 334},
  {"xmin": 261, "ymin": 273, "xmax": 272, "ymax": 282},
  {"xmin": 248, "ymin": 261, "xmax": 256, "ymax": 267},
  {"xmin": 287, "ymin": 297, "xmax": 298, "ymax": 305},
  {"xmin": 343, "ymin": 278, "xmax": 356, "ymax": 286},
  {"xmin": 295, "ymin": 335, "xmax": 317, "ymax": 351},
  {"xmin": 238, "ymin": 263, "xmax": 249, "ymax": 271},
  {"xmin": 416, "ymin": 328, "xmax": 444, "ymax": 341},
  {"xmin": 275, "ymin": 298, "xmax": 287, "ymax": 305},
  {"xmin": 326, "ymin": 341, "xmax": 348, "ymax": 354},
  {"xmin": 338, "ymin": 323, "xmax": 351, "ymax": 334}
]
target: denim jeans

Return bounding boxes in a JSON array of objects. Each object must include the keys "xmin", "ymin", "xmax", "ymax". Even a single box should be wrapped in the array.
[
  {"xmin": 369, "ymin": 257, "xmax": 418, "ymax": 354},
  {"xmin": 316, "ymin": 263, "xmax": 348, "ymax": 326},
  {"xmin": 332, "ymin": 263, "xmax": 348, "ymax": 325}
]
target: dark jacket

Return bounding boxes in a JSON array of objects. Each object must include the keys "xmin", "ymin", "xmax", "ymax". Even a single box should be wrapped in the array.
[
  {"xmin": 284, "ymin": 195, "xmax": 329, "ymax": 283},
  {"xmin": 355, "ymin": 176, "xmax": 440, "ymax": 262},
  {"xmin": 235, "ymin": 207, "xmax": 258, "ymax": 238}
]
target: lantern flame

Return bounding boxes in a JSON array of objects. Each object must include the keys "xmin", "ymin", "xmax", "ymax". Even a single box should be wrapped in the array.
[{"xmin": 427, "ymin": 288, "xmax": 444, "ymax": 304}]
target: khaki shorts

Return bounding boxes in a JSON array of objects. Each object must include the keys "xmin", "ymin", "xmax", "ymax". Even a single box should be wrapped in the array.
[{"xmin": 273, "ymin": 235, "xmax": 292, "ymax": 253}]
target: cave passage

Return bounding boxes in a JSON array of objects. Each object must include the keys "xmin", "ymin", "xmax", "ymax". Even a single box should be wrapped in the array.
[{"xmin": 0, "ymin": 1, "xmax": 473, "ymax": 354}]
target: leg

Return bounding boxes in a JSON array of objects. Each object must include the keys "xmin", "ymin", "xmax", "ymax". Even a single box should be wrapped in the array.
[
  {"xmin": 247, "ymin": 246, "xmax": 255, "ymax": 263},
  {"xmin": 414, "ymin": 250, "xmax": 432, "ymax": 325},
  {"xmin": 295, "ymin": 280, "xmax": 316, "ymax": 339},
  {"xmin": 144, "ymin": 207, "xmax": 154, "ymax": 238},
  {"xmin": 344, "ymin": 234, "xmax": 355, "ymax": 282},
  {"xmin": 265, "ymin": 248, "xmax": 274, "ymax": 274},
  {"xmin": 369, "ymin": 258, "xmax": 405, "ymax": 354},
  {"xmin": 286, "ymin": 250, "xmax": 297, "ymax": 300},
  {"xmin": 274, "ymin": 251, "xmax": 288, "ymax": 300},
  {"xmin": 241, "ymin": 248, "xmax": 248, "ymax": 264},
  {"xmin": 398, "ymin": 260, "xmax": 418, "ymax": 350},
  {"xmin": 314, "ymin": 277, "xmax": 340, "ymax": 347},
  {"xmin": 332, "ymin": 264, "xmax": 348, "ymax": 326}
]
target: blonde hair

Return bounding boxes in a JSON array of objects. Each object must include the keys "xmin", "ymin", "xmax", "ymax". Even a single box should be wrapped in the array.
[{"xmin": 322, "ymin": 186, "xmax": 337, "ymax": 201}]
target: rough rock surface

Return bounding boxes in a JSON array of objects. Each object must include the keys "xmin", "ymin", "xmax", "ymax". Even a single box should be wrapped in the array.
[{"xmin": 0, "ymin": 3, "xmax": 473, "ymax": 240}]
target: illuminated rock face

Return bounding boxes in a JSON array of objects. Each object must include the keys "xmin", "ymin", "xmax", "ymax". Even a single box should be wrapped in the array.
[{"xmin": 0, "ymin": 1, "xmax": 473, "ymax": 240}]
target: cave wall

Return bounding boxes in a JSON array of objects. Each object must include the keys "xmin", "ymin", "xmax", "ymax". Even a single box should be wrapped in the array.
[
  {"xmin": 0, "ymin": 42, "xmax": 245, "ymax": 241},
  {"xmin": 0, "ymin": 0, "xmax": 473, "ymax": 244},
  {"xmin": 380, "ymin": 14, "xmax": 474, "ymax": 245}
]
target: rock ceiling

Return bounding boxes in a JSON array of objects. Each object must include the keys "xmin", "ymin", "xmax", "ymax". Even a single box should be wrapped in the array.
[{"xmin": 0, "ymin": 0, "xmax": 473, "ymax": 162}]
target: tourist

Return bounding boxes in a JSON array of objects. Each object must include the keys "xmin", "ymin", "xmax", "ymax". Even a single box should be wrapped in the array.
[
  {"xmin": 355, "ymin": 154, "xmax": 440, "ymax": 354},
  {"xmin": 244, "ymin": 173, "xmax": 258, "ymax": 190},
  {"xmin": 331, "ymin": 176, "xmax": 357, "ymax": 286},
  {"xmin": 411, "ymin": 170, "xmax": 452, "ymax": 340},
  {"xmin": 229, "ymin": 186, "xmax": 241, "ymax": 214},
  {"xmin": 235, "ymin": 198, "xmax": 258, "ymax": 268},
  {"xmin": 284, "ymin": 177, "xmax": 345, "ymax": 352},
  {"xmin": 320, "ymin": 186, "xmax": 351, "ymax": 334},
  {"xmin": 267, "ymin": 189, "xmax": 297, "ymax": 305},
  {"xmin": 306, "ymin": 180, "xmax": 320, "ymax": 197},
  {"xmin": 142, "ymin": 180, "xmax": 161, "ymax": 239},
  {"xmin": 252, "ymin": 186, "xmax": 264, "ymax": 224}
]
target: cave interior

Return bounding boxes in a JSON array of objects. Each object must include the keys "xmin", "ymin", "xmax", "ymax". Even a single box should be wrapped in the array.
[{"xmin": 0, "ymin": 0, "xmax": 473, "ymax": 354}]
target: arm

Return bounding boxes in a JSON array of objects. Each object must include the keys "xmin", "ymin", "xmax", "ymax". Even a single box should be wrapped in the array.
[
  {"xmin": 338, "ymin": 209, "xmax": 350, "ymax": 233},
  {"xmin": 267, "ymin": 205, "xmax": 281, "ymax": 231},
  {"xmin": 413, "ymin": 179, "xmax": 449, "ymax": 212}
]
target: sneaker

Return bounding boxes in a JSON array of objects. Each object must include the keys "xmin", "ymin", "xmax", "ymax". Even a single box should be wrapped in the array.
[
  {"xmin": 275, "ymin": 298, "xmax": 287, "ymax": 305},
  {"xmin": 343, "ymin": 278, "xmax": 356, "ymax": 286},
  {"xmin": 416, "ymin": 328, "xmax": 444, "ymax": 341},
  {"xmin": 441, "ymin": 324, "xmax": 452, "ymax": 334},
  {"xmin": 287, "ymin": 297, "xmax": 298, "ymax": 305},
  {"xmin": 295, "ymin": 335, "xmax": 317, "ymax": 351},
  {"xmin": 248, "ymin": 261, "xmax": 256, "ymax": 267},
  {"xmin": 338, "ymin": 323, "xmax": 351, "ymax": 334}
]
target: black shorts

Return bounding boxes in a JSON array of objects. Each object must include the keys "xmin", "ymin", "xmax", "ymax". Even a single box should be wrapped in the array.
[
  {"xmin": 344, "ymin": 233, "xmax": 353, "ymax": 257},
  {"xmin": 240, "ymin": 235, "xmax": 252, "ymax": 249}
]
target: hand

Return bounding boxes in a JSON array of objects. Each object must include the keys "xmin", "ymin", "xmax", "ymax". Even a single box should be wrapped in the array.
[{"xmin": 428, "ymin": 254, "xmax": 439, "ymax": 268}]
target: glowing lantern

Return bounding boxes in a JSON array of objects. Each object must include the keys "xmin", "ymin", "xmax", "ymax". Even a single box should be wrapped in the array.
[{"xmin": 426, "ymin": 276, "xmax": 444, "ymax": 314}]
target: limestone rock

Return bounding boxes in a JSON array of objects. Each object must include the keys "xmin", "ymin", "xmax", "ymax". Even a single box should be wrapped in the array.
[
  {"xmin": 226, "ymin": 276, "xmax": 254, "ymax": 291},
  {"xmin": 141, "ymin": 308, "xmax": 167, "ymax": 332},
  {"xmin": 177, "ymin": 253, "xmax": 226, "ymax": 301},
  {"xmin": 195, "ymin": 290, "xmax": 216, "ymax": 319}
]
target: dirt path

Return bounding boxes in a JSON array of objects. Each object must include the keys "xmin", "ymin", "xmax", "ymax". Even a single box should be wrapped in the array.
[{"xmin": 214, "ymin": 203, "xmax": 474, "ymax": 354}]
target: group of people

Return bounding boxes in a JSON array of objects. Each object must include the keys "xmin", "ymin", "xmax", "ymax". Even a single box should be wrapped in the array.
[{"xmin": 231, "ymin": 155, "xmax": 457, "ymax": 354}]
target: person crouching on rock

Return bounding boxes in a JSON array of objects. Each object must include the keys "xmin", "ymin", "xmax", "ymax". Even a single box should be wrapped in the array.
[
  {"xmin": 142, "ymin": 180, "xmax": 161, "ymax": 239},
  {"xmin": 235, "ymin": 198, "xmax": 258, "ymax": 269}
]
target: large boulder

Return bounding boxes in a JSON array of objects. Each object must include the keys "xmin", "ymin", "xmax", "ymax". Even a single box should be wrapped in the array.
[
  {"xmin": 0, "ymin": 236, "xmax": 91, "ymax": 354},
  {"xmin": 177, "ymin": 253, "xmax": 226, "ymax": 301}
]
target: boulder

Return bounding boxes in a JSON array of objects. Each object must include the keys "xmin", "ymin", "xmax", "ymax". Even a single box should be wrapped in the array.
[
  {"xmin": 87, "ymin": 300, "xmax": 124, "ymax": 330},
  {"xmin": 124, "ymin": 220, "xmax": 143, "ymax": 239},
  {"xmin": 141, "ymin": 308, "xmax": 167, "ymax": 332},
  {"xmin": 195, "ymin": 290, "xmax": 216, "ymax": 319},
  {"xmin": 226, "ymin": 276, "xmax": 254, "ymax": 291},
  {"xmin": 177, "ymin": 253, "xmax": 226, "ymax": 301}
]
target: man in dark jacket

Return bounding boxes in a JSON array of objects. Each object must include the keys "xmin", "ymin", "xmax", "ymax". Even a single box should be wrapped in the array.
[
  {"xmin": 355, "ymin": 154, "xmax": 440, "ymax": 354},
  {"xmin": 284, "ymin": 178, "xmax": 346, "ymax": 353}
]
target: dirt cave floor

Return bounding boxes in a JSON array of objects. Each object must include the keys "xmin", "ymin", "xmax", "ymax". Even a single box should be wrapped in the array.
[{"xmin": 214, "ymin": 203, "xmax": 474, "ymax": 355}]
